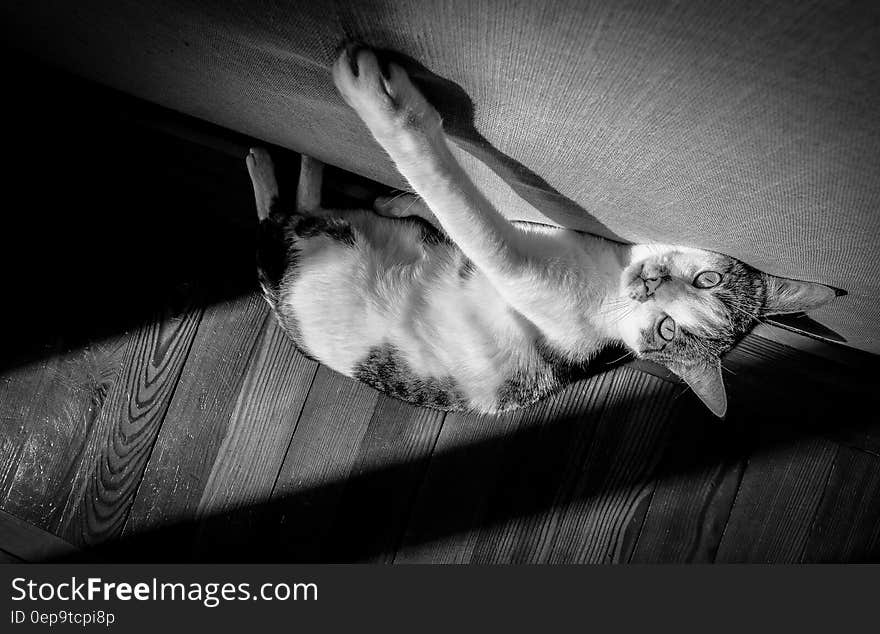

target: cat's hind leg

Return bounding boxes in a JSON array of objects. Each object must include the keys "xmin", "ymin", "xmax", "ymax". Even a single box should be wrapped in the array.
[
  {"xmin": 246, "ymin": 147, "xmax": 279, "ymax": 220},
  {"xmin": 296, "ymin": 154, "xmax": 323, "ymax": 213},
  {"xmin": 247, "ymin": 148, "xmax": 325, "ymax": 219}
]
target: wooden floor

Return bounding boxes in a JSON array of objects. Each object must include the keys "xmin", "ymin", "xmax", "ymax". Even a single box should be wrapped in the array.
[{"xmin": 2, "ymin": 55, "xmax": 880, "ymax": 563}]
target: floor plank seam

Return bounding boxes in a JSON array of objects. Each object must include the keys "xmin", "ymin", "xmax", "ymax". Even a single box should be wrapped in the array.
[
  {"xmin": 797, "ymin": 445, "xmax": 840, "ymax": 563},
  {"xmin": 711, "ymin": 453, "xmax": 751, "ymax": 563},
  {"xmin": 268, "ymin": 351, "xmax": 321, "ymax": 499},
  {"xmin": 389, "ymin": 411, "xmax": 449, "ymax": 564},
  {"xmin": 625, "ymin": 477, "xmax": 659, "ymax": 562}
]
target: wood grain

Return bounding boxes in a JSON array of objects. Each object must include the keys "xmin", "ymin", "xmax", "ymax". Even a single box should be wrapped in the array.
[
  {"xmin": 321, "ymin": 395, "xmax": 446, "ymax": 562},
  {"xmin": 396, "ymin": 367, "xmax": 682, "ymax": 563},
  {"xmin": 0, "ymin": 335, "xmax": 129, "ymax": 535},
  {"xmin": 630, "ymin": 396, "xmax": 748, "ymax": 563},
  {"xmin": 196, "ymin": 319, "xmax": 318, "ymax": 513},
  {"xmin": 539, "ymin": 368, "xmax": 682, "ymax": 564},
  {"xmin": 55, "ymin": 294, "xmax": 203, "ymax": 547},
  {"xmin": 467, "ymin": 374, "xmax": 621, "ymax": 564},
  {"xmin": 714, "ymin": 433, "xmax": 837, "ymax": 563},
  {"xmin": 190, "ymin": 319, "xmax": 319, "ymax": 558},
  {"xmin": 393, "ymin": 399, "xmax": 551, "ymax": 564},
  {"xmin": 802, "ymin": 446, "xmax": 880, "ymax": 562},
  {"xmin": 122, "ymin": 293, "xmax": 267, "ymax": 555},
  {"xmin": 266, "ymin": 367, "xmax": 381, "ymax": 562}
]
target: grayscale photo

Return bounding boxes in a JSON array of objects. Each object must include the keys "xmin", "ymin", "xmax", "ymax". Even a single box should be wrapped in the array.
[{"xmin": 0, "ymin": 0, "xmax": 877, "ymax": 584}]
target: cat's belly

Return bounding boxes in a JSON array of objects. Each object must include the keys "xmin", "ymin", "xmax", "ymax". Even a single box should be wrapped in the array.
[
  {"xmin": 282, "ymin": 220, "xmax": 561, "ymax": 412},
  {"xmin": 389, "ymin": 268, "xmax": 552, "ymax": 411},
  {"xmin": 284, "ymin": 235, "xmax": 563, "ymax": 412}
]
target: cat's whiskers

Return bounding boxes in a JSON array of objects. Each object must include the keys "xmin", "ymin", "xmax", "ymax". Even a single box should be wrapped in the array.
[
  {"xmin": 606, "ymin": 306, "xmax": 634, "ymax": 327},
  {"xmin": 719, "ymin": 362, "xmax": 737, "ymax": 376},
  {"xmin": 401, "ymin": 195, "xmax": 422, "ymax": 217},
  {"xmin": 725, "ymin": 299, "xmax": 770, "ymax": 326},
  {"xmin": 598, "ymin": 300, "xmax": 633, "ymax": 324},
  {"xmin": 605, "ymin": 350, "xmax": 634, "ymax": 365},
  {"xmin": 383, "ymin": 190, "xmax": 411, "ymax": 206}
]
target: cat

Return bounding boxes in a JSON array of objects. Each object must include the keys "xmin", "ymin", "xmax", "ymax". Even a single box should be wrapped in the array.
[{"xmin": 245, "ymin": 43, "xmax": 842, "ymax": 418}]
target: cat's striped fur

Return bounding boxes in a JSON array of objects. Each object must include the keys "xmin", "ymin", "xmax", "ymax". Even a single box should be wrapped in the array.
[{"xmin": 247, "ymin": 44, "xmax": 841, "ymax": 418}]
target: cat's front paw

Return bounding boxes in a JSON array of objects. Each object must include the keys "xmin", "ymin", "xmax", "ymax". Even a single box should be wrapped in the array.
[{"xmin": 332, "ymin": 43, "xmax": 441, "ymax": 141}]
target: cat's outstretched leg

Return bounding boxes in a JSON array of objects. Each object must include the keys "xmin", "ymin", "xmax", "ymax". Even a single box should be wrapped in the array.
[
  {"xmin": 333, "ymin": 44, "xmax": 525, "ymax": 274},
  {"xmin": 246, "ymin": 147, "xmax": 279, "ymax": 220},
  {"xmin": 333, "ymin": 44, "xmax": 613, "ymax": 357}
]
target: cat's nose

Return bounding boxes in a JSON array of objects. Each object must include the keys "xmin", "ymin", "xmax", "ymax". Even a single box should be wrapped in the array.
[{"xmin": 643, "ymin": 276, "xmax": 662, "ymax": 295}]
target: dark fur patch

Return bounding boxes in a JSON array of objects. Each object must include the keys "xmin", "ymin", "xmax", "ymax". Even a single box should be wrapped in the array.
[
  {"xmin": 495, "ymin": 335, "xmax": 585, "ymax": 410},
  {"xmin": 256, "ymin": 195, "xmax": 294, "ymax": 306},
  {"xmin": 353, "ymin": 345, "xmax": 465, "ymax": 411},
  {"xmin": 458, "ymin": 257, "xmax": 476, "ymax": 280},
  {"xmin": 718, "ymin": 260, "xmax": 766, "ymax": 337},
  {"xmin": 495, "ymin": 367, "xmax": 562, "ymax": 411},
  {"xmin": 293, "ymin": 215, "xmax": 356, "ymax": 245},
  {"xmin": 257, "ymin": 203, "xmax": 359, "ymax": 357}
]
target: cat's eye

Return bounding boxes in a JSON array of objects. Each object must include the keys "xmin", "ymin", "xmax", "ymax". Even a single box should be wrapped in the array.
[
  {"xmin": 658, "ymin": 316, "xmax": 676, "ymax": 341},
  {"xmin": 693, "ymin": 270, "xmax": 722, "ymax": 289}
]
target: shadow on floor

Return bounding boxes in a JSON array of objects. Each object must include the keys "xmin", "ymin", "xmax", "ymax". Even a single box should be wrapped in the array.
[{"xmin": 55, "ymin": 365, "xmax": 880, "ymax": 563}]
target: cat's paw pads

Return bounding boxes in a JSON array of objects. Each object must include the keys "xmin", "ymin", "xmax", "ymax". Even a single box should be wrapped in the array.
[{"xmin": 333, "ymin": 43, "xmax": 440, "ymax": 138}]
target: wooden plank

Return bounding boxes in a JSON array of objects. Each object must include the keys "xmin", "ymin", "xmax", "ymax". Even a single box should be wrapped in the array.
[
  {"xmin": 396, "ymin": 367, "xmax": 682, "ymax": 563},
  {"xmin": 630, "ymin": 329, "xmax": 875, "ymax": 564},
  {"xmin": 393, "ymin": 404, "xmax": 534, "ymax": 564},
  {"xmin": 0, "ymin": 335, "xmax": 129, "ymax": 536},
  {"xmin": 189, "ymin": 320, "xmax": 319, "ymax": 558},
  {"xmin": 320, "ymin": 396, "xmax": 446, "ymax": 562},
  {"xmin": 196, "ymin": 319, "xmax": 318, "ymax": 513},
  {"xmin": 724, "ymin": 333, "xmax": 880, "ymax": 455},
  {"xmin": 121, "ymin": 293, "xmax": 267, "ymax": 555},
  {"xmin": 537, "ymin": 368, "xmax": 682, "ymax": 564},
  {"xmin": 264, "ymin": 367, "xmax": 381, "ymax": 562},
  {"xmin": 802, "ymin": 446, "xmax": 880, "ymax": 562},
  {"xmin": 53, "ymin": 296, "xmax": 203, "ymax": 548},
  {"xmin": 714, "ymin": 433, "xmax": 837, "ymax": 563},
  {"xmin": 0, "ymin": 356, "xmax": 60, "ymax": 504},
  {"xmin": 190, "ymin": 367, "xmax": 444, "ymax": 564},
  {"xmin": 0, "ymin": 509, "xmax": 79, "ymax": 562},
  {"xmin": 629, "ymin": 396, "xmax": 748, "ymax": 563},
  {"xmin": 706, "ymin": 330, "xmax": 875, "ymax": 562},
  {"xmin": 467, "ymin": 374, "xmax": 625, "ymax": 564}
]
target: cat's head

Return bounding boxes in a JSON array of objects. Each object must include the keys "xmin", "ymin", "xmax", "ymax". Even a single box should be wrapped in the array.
[{"xmin": 617, "ymin": 245, "xmax": 841, "ymax": 418}]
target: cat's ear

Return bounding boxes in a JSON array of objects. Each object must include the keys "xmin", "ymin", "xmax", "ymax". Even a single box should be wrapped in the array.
[
  {"xmin": 762, "ymin": 274, "xmax": 841, "ymax": 316},
  {"xmin": 669, "ymin": 361, "xmax": 727, "ymax": 418}
]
